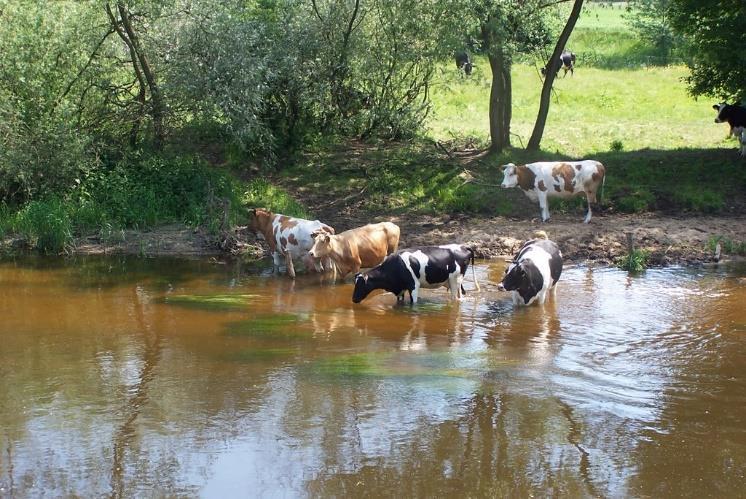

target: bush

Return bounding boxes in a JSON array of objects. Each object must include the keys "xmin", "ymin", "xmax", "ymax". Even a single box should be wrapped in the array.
[
  {"xmin": 13, "ymin": 198, "xmax": 73, "ymax": 254},
  {"xmin": 616, "ymin": 248, "xmax": 649, "ymax": 272},
  {"xmin": 243, "ymin": 179, "xmax": 310, "ymax": 219}
]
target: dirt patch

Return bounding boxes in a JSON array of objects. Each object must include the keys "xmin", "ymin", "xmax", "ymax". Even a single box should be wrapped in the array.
[{"xmin": 32, "ymin": 213, "xmax": 742, "ymax": 267}]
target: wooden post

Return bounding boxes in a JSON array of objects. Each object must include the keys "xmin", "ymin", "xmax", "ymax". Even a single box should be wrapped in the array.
[{"xmin": 626, "ymin": 232, "xmax": 634, "ymax": 253}]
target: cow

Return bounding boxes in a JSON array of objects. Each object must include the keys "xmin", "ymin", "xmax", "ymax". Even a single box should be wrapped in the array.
[
  {"xmin": 713, "ymin": 103, "xmax": 746, "ymax": 156},
  {"xmin": 498, "ymin": 235, "xmax": 562, "ymax": 306},
  {"xmin": 455, "ymin": 51, "xmax": 473, "ymax": 77},
  {"xmin": 501, "ymin": 160, "xmax": 606, "ymax": 224},
  {"xmin": 352, "ymin": 244, "xmax": 480, "ymax": 304},
  {"xmin": 246, "ymin": 208, "xmax": 334, "ymax": 278},
  {"xmin": 541, "ymin": 50, "xmax": 576, "ymax": 77},
  {"xmin": 308, "ymin": 222, "xmax": 400, "ymax": 280}
]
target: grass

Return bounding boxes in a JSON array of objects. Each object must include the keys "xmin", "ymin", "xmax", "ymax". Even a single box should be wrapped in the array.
[
  {"xmin": 616, "ymin": 248, "xmax": 649, "ymax": 272},
  {"xmin": 243, "ymin": 178, "xmax": 311, "ymax": 218},
  {"xmin": 707, "ymin": 236, "xmax": 746, "ymax": 257}
]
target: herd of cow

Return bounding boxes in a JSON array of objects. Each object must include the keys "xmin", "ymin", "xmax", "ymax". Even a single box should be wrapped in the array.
[
  {"xmin": 246, "ymin": 101, "xmax": 745, "ymax": 308},
  {"xmin": 246, "ymin": 158, "xmax": 585, "ymax": 307}
]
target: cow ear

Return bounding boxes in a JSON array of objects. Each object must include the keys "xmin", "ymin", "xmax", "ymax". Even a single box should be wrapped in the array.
[
  {"xmin": 311, "ymin": 230, "xmax": 320, "ymax": 239},
  {"xmin": 713, "ymin": 104, "xmax": 721, "ymax": 110}
]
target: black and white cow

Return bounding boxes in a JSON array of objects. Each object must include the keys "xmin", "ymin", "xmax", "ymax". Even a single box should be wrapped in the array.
[
  {"xmin": 713, "ymin": 103, "xmax": 746, "ymax": 156},
  {"xmin": 498, "ymin": 237, "xmax": 562, "ymax": 306},
  {"xmin": 455, "ymin": 51, "xmax": 473, "ymax": 77},
  {"xmin": 352, "ymin": 244, "xmax": 479, "ymax": 304},
  {"xmin": 541, "ymin": 50, "xmax": 576, "ymax": 77}
]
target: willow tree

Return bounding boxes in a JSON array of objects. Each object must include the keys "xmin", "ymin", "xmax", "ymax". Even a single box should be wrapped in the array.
[{"xmin": 473, "ymin": 0, "xmax": 557, "ymax": 153}]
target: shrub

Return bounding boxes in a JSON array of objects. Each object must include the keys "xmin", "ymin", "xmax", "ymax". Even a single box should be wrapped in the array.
[
  {"xmin": 616, "ymin": 248, "xmax": 649, "ymax": 272},
  {"xmin": 13, "ymin": 198, "xmax": 73, "ymax": 254},
  {"xmin": 243, "ymin": 179, "xmax": 310, "ymax": 219}
]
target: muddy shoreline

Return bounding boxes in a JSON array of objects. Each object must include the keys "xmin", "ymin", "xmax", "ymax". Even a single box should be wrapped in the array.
[{"xmin": 6, "ymin": 212, "xmax": 743, "ymax": 267}]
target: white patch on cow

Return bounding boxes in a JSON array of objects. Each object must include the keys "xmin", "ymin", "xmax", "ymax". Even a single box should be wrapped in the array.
[
  {"xmin": 513, "ymin": 243, "xmax": 555, "ymax": 306},
  {"xmin": 271, "ymin": 215, "xmax": 332, "ymax": 277},
  {"xmin": 399, "ymin": 249, "xmax": 463, "ymax": 303},
  {"xmin": 502, "ymin": 160, "xmax": 604, "ymax": 223}
]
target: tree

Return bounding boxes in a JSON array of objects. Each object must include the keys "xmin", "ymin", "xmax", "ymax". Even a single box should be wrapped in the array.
[
  {"xmin": 625, "ymin": 0, "xmax": 680, "ymax": 62},
  {"xmin": 669, "ymin": 0, "xmax": 746, "ymax": 101},
  {"xmin": 471, "ymin": 1, "xmax": 562, "ymax": 153},
  {"xmin": 527, "ymin": 0, "xmax": 584, "ymax": 151}
]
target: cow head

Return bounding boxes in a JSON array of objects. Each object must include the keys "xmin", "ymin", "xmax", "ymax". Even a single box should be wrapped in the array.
[
  {"xmin": 498, "ymin": 261, "xmax": 524, "ymax": 292},
  {"xmin": 713, "ymin": 103, "xmax": 728, "ymax": 123},
  {"xmin": 309, "ymin": 230, "xmax": 332, "ymax": 259},
  {"xmin": 501, "ymin": 163, "xmax": 518, "ymax": 188},
  {"xmin": 352, "ymin": 272, "xmax": 373, "ymax": 303},
  {"xmin": 247, "ymin": 207, "xmax": 271, "ymax": 236}
]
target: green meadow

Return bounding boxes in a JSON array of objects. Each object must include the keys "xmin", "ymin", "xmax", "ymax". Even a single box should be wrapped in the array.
[{"xmin": 278, "ymin": 2, "xmax": 745, "ymax": 217}]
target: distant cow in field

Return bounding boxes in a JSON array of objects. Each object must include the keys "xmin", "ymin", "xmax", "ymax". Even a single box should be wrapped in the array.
[
  {"xmin": 308, "ymin": 222, "xmax": 400, "ymax": 280},
  {"xmin": 713, "ymin": 103, "xmax": 746, "ymax": 156},
  {"xmin": 542, "ymin": 50, "xmax": 576, "ymax": 77},
  {"xmin": 455, "ymin": 51, "xmax": 473, "ymax": 77},
  {"xmin": 352, "ymin": 244, "xmax": 479, "ymax": 304},
  {"xmin": 501, "ymin": 160, "xmax": 606, "ymax": 223},
  {"xmin": 247, "ymin": 208, "xmax": 334, "ymax": 278},
  {"xmin": 499, "ymin": 235, "xmax": 563, "ymax": 306}
]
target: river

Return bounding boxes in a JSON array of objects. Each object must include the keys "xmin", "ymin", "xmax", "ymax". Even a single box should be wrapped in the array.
[{"xmin": 0, "ymin": 256, "xmax": 744, "ymax": 497}]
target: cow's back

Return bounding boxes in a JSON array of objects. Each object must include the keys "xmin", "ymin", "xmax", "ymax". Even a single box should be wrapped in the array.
[{"xmin": 348, "ymin": 223, "xmax": 397, "ymax": 268}]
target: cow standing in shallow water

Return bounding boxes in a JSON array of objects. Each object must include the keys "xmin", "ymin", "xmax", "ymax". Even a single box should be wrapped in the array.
[
  {"xmin": 501, "ymin": 160, "xmax": 605, "ymax": 223},
  {"xmin": 247, "ymin": 208, "xmax": 334, "ymax": 278},
  {"xmin": 308, "ymin": 222, "xmax": 400, "ymax": 280},
  {"xmin": 499, "ymin": 236, "xmax": 562, "ymax": 306},
  {"xmin": 352, "ymin": 244, "xmax": 480, "ymax": 304}
]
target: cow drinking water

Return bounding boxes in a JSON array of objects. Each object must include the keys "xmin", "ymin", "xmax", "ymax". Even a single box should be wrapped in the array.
[
  {"xmin": 501, "ymin": 160, "xmax": 605, "ymax": 223},
  {"xmin": 352, "ymin": 244, "xmax": 479, "ymax": 304},
  {"xmin": 498, "ymin": 236, "xmax": 563, "ymax": 306},
  {"xmin": 308, "ymin": 222, "xmax": 400, "ymax": 280}
]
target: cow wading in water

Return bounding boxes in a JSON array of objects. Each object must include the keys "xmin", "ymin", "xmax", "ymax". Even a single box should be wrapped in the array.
[
  {"xmin": 499, "ymin": 234, "xmax": 563, "ymax": 306},
  {"xmin": 247, "ymin": 208, "xmax": 334, "ymax": 278},
  {"xmin": 352, "ymin": 244, "xmax": 480, "ymax": 304},
  {"xmin": 501, "ymin": 160, "xmax": 605, "ymax": 223},
  {"xmin": 308, "ymin": 222, "xmax": 400, "ymax": 280}
]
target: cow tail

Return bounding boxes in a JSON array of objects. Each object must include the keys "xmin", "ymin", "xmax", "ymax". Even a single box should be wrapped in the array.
[{"xmin": 469, "ymin": 247, "xmax": 481, "ymax": 292}]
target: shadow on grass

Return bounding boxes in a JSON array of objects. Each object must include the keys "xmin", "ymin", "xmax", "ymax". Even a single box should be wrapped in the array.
[{"xmin": 286, "ymin": 140, "xmax": 746, "ymax": 220}]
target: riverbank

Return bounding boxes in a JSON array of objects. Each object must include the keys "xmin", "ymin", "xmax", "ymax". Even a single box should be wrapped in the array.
[{"xmin": 4, "ymin": 212, "xmax": 741, "ymax": 267}]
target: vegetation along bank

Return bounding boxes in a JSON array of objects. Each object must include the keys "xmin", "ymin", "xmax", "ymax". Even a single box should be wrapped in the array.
[{"xmin": 1, "ymin": 1, "xmax": 744, "ymax": 265}]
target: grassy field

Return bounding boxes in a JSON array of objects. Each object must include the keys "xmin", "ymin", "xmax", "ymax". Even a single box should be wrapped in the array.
[{"xmin": 274, "ymin": 2, "xmax": 744, "ymax": 219}]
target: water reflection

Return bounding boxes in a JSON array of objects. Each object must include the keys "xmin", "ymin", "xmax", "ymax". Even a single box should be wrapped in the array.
[{"xmin": 0, "ymin": 257, "xmax": 744, "ymax": 497}]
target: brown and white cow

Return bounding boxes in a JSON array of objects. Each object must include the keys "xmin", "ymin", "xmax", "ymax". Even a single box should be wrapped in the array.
[
  {"xmin": 501, "ymin": 160, "xmax": 605, "ymax": 223},
  {"xmin": 247, "ymin": 208, "xmax": 334, "ymax": 278},
  {"xmin": 308, "ymin": 222, "xmax": 400, "ymax": 280}
]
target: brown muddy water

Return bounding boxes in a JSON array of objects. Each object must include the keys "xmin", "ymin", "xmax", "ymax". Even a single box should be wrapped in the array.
[{"xmin": 0, "ymin": 256, "xmax": 745, "ymax": 497}]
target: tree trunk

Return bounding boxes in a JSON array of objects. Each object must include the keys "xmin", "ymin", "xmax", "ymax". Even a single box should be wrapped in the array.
[
  {"xmin": 527, "ymin": 0, "xmax": 584, "ymax": 151},
  {"xmin": 483, "ymin": 25, "xmax": 511, "ymax": 153}
]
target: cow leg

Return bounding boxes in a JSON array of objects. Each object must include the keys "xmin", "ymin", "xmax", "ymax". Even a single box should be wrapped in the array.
[
  {"xmin": 272, "ymin": 251, "xmax": 282, "ymax": 274},
  {"xmin": 285, "ymin": 252, "xmax": 296, "ymax": 279},
  {"xmin": 410, "ymin": 285, "xmax": 419, "ymax": 304},
  {"xmin": 584, "ymin": 191, "xmax": 594, "ymax": 224},
  {"xmin": 538, "ymin": 191, "xmax": 550, "ymax": 222}
]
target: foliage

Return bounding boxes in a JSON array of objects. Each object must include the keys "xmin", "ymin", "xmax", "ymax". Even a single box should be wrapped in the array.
[
  {"xmin": 669, "ymin": 0, "xmax": 746, "ymax": 101},
  {"xmin": 243, "ymin": 179, "xmax": 311, "ymax": 219},
  {"xmin": 624, "ymin": 0, "xmax": 682, "ymax": 62},
  {"xmin": 616, "ymin": 248, "xmax": 649, "ymax": 272},
  {"xmin": 11, "ymin": 198, "xmax": 74, "ymax": 254},
  {"xmin": 707, "ymin": 236, "xmax": 746, "ymax": 257}
]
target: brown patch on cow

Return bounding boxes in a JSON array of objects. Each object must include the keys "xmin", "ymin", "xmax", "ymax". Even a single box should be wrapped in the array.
[
  {"xmin": 537, "ymin": 180, "xmax": 547, "ymax": 192},
  {"xmin": 318, "ymin": 225, "xmax": 334, "ymax": 235},
  {"xmin": 516, "ymin": 165, "xmax": 536, "ymax": 191},
  {"xmin": 280, "ymin": 236, "xmax": 288, "ymax": 249},
  {"xmin": 279, "ymin": 216, "xmax": 298, "ymax": 231},
  {"xmin": 288, "ymin": 233, "xmax": 299, "ymax": 245},
  {"xmin": 591, "ymin": 163, "xmax": 606, "ymax": 183},
  {"xmin": 553, "ymin": 183, "xmax": 562, "ymax": 193},
  {"xmin": 575, "ymin": 164, "xmax": 582, "ymax": 171},
  {"xmin": 551, "ymin": 163, "xmax": 576, "ymax": 193}
]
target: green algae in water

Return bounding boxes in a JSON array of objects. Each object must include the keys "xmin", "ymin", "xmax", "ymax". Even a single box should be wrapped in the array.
[
  {"xmin": 308, "ymin": 351, "xmax": 489, "ymax": 380},
  {"xmin": 160, "ymin": 294, "xmax": 259, "ymax": 311},
  {"xmin": 223, "ymin": 347, "xmax": 298, "ymax": 363},
  {"xmin": 223, "ymin": 313, "xmax": 312, "ymax": 339}
]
